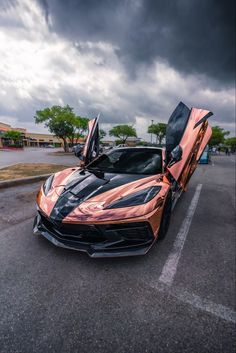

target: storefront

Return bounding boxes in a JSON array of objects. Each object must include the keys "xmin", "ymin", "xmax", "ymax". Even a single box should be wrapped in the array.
[{"xmin": 0, "ymin": 122, "xmax": 63, "ymax": 148}]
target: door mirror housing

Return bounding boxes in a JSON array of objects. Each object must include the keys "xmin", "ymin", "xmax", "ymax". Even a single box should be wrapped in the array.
[{"xmin": 168, "ymin": 145, "xmax": 183, "ymax": 167}]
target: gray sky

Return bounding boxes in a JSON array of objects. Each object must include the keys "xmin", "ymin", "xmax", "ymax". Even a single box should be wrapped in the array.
[{"xmin": 0, "ymin": 0, "xmax": 235, "ymax": 140}]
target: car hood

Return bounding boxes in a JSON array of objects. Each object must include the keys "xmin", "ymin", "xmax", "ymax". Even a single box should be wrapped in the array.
[{"xmin": 39, "ymin": 168, "xmax": 164, "ymax": 222}]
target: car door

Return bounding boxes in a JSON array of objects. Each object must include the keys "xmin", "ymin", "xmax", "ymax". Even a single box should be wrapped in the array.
[
  {"xmin": 82, "ymin": 116, "xmax": 100, "ymax": 166},
  {"xmin": 166, "ymin": 102, "xmax": 212, "ymax": 189}
]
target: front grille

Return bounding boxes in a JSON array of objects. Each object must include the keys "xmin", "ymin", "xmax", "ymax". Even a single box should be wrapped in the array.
[
  {"xmin": 101, "ymin": 223, "xmax": 153, "ymax": 242},
  {"xmin": 40, "ymin": 212, "xmax": 106, "ymax": 243},
  {"xmin": 39, "ymin": 212, "xmax": 154, "ymax": 251}
]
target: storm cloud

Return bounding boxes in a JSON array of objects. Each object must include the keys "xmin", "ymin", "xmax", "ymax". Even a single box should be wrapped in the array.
[
  {"xmin": 0, "ymin": 0, "xmax": 235, "ymax": 138},
  {"xmin": 38, "ymin": 0, "xmax": 235, "ymax": 85}
]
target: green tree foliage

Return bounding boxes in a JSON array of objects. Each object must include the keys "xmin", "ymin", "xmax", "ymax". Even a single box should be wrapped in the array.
[
  {"xmin": 147, "ymin": 123, "xmax": 167, "ymax": 145},
  {"xmin": 99, "ymin": 129, "xmax": 106, "ymax": 140},
  {"xmin": 109, "ymin": 125, "xmax": 137, "ymax": 144},
  {"xmin": 34, "ymin": 105, "xmax": 88, "ymax": 152},
  {"xmin": 225, "ymin": 137, "xmax": 236, "ymax": 151},
  {"xmin": 72, "ymin": 116, "xmax": 89, "ymax": 145},
  {"xmin": 209, "ymin": 126, "xmax": 230, "ymax": 147},
  {"xmin": 3, "ymin": 130, "xmax": 22, "ymax": 142},
  {"xmin": 3, "ymin": 130, "xmax": 23, "ymax": 147}
]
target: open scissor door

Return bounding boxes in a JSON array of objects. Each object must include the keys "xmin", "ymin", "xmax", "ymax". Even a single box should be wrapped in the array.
[
  {"xmin": 82, "ymin": 116, "xmax": 100, "ymax": 166},
  {"xmin": 166, "ymin": 102, "xmax": 212, "ymax": 189}
]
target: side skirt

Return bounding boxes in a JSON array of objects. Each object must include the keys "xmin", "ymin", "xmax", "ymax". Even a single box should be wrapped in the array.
[{"xmin": 171, "ymin": 187, "xmax": 183, "ymax": 211}]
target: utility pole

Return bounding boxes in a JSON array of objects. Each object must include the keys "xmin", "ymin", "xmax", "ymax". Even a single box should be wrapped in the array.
[{"xmin": 151, "ymin": 119, "xmax": 154, "ymax": 144}]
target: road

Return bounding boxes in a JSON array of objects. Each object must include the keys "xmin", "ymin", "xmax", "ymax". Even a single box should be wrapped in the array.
[
  {"xmin": 0, "ymin": 148, "xmax": 78, "ymax": 168},
  {"xmin": 0, "ymin": 155, "xmax": 235, "ymax": 353}
]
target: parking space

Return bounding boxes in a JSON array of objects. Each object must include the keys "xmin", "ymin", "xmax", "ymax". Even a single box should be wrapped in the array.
[
  {"xmin": 173, "ymin": 182, "xmax": 235, "ymax": 309},
  {"xmin": 0, "ymin": 155, "xmax": 235, "ymax": 353}
]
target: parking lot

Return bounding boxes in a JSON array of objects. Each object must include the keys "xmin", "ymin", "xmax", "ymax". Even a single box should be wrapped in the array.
[
  {"xmin": 0, "ymin": 155, "xmax": 235, "ymax": 353},
  {"xmin": 0, "ymin": 148, "xmax": 78, "ymax": 168}
]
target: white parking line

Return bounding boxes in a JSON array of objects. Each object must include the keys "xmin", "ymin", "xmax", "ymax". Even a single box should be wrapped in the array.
[
  {"xmin": 148, "ymin": 282, "xmax": 236, "ymax": 324},
  {"xmin": 173, "ymin": 287, "xmax": 236, "ymax": 324},
  {"xmin": 159, "ymin": 184, "xmax": 202, "ymax": 286}
]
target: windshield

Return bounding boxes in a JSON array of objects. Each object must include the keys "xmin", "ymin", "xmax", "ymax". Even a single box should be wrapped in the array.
[{"xmin": 87, "ymin": 148, "xmax": 163, "ymax": 175}]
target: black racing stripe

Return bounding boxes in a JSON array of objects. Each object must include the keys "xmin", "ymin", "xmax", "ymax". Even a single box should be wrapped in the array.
[
  {"xmin": 50, "ymin": 172, "xmax": 150, "ymax": 222},
  {"xmin": 50, "ymin": 191, "xmax": 81, "ymax": 222},
  {"xmin": 50, "ymin": 174, "xmax": 108, "ymax": 222},
  {"xmin": 62, "ymin": 170, "xmax": 90, "ymax": 191}
]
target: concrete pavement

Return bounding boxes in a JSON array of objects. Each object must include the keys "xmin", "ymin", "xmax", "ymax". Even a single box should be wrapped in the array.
[{"xmin": 0, "ymin": 155, "xmax": 235, "ymax": 353}]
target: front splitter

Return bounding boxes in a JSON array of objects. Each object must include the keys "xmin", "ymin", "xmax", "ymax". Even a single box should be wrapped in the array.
[{"xmin": 33, "ymin": 214, "xmax": 155, "ymax": 258}]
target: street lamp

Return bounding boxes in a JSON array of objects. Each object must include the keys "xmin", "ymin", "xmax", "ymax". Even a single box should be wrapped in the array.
[{"xmin": 151, "ymin": 119, "xmax": 154, "ymax": 144}]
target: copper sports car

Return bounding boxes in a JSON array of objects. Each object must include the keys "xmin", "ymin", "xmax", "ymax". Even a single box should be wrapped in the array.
[{"xmin": 34, "ymin": 102, "xmax": 212, "ymax": 257}]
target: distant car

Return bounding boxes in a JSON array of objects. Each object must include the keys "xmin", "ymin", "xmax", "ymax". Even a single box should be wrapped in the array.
[
  {"xmin": 199, "ymin": 145, "xmax": 210, "ymax": 164},
  {"xmin": 45, "ymin": 144, "xmax": 55, "ymax": 148},
  {"xmin": 34, "ymin": 102, "xmax": 213, "ymax": 258},
  {"xmin": 72, "ymin": 144, "xmax": 84, "ymax": 153},
  {"xmin": 103, "ymin": 146, "xmax": 114, "ymax": 151},
  {"xmin": 72, "ymin": 144, "xmax": 84, "ymax": 156},
  {"xmin": 117, "ymin": 144, "xmax": 128, "ymax": 148}
]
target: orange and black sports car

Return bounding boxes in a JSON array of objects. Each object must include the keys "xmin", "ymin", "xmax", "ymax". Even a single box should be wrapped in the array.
[{"xmin": 34, "ymin": 102, "xmax": 212, "ymax": 257}]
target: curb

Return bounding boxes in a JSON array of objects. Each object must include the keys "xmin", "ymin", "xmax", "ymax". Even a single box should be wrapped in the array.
[
  {"xmin": 0, "ymin": 147, "xmax": 24, "ymax": 151},
  {"xmin": 0, "ymin": 173, "xmax": 51, "ymax": 189}
]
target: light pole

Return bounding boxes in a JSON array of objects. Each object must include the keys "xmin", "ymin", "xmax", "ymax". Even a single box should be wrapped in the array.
[{"xmin": 151, "ymin": 119, "xmax": 154, "ymax": 144}]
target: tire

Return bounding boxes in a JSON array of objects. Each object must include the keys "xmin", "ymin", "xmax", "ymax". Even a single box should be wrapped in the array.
[{"xmin": 158, "ymin": 192, "xmax": 172, "ymax": 240}]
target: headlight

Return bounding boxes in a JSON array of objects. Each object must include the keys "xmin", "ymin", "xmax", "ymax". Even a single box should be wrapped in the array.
[
  {"xmin": 106, "ymin": 186, "xmax": 161, "ymax": 209},
  {"xmin": 43, "ymin": 175, "xmax": 54, "ymax": 195}
]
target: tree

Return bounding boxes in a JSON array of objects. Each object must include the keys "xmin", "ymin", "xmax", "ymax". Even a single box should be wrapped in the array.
[
  {"xmin": 4, "ymin": 130, "xmax": 22, "ymax": 141},
  {"xmin": 35, "ymin": 105, "xmax": 79, "ymax": 152},
  {"xmin": 225, "ymin": 137, "xmax": 236, "ymax": 151},
  {"xmin": 71, "ymin": 116, "xmax": 89, "ymax": 145},
  {"xmin": 99, "ymin": 129, "xmax": 106, "ymax": 140},
  {"xmin": 3, "ymin": 130, "xmax": 22, "ymax": 146},
  {"xmin": 148, "ymin": 123, "xmax": 167, "ymax": 145},
  {"xmin": 109, "ymin": 125, "xmax": 137, "ymax": 144},
  {"xmin": 209, "ymin": 126, "xmax": 230, "ymax": 147}
]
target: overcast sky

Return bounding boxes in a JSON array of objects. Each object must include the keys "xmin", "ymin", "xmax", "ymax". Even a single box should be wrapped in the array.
[{"xmin": 0, "ymin": 0, "xmax": 235, "ymax": 140}]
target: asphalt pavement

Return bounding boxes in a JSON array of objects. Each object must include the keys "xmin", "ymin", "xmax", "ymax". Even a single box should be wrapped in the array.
[
  {"xmin": 0, "ymin": 155, "xmax": 235, "ymax": 353},
  {"xmin": 0, "ymin": 148, "xmax": 78, "ymax": 168}
]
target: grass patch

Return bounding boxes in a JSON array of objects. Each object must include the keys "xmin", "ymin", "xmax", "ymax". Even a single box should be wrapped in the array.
[{"xmin": 0, "ymin": 163, "xmax": 69, "ymax": 181}]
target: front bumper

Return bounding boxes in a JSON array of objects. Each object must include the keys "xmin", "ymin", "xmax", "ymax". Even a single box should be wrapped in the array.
[{"xmin": 33, "ymin": 211, "xmax": 155, "ymax": 258}]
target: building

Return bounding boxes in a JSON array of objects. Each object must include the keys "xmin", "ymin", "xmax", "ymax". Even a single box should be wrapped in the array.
[
  {"xmin": 23, "ymin": 132, "xmax": 63, "ymax": 147},
  {"xmin": 0, "ymin": 122, "xmax": 143, "ymax": 149},
  {"xmin": 0, "ymin": 122, "xmax": 63, "ymax": 148},
  {"xmin": 125, "ymin": 136, "xmax": 142, "ymax": 146},
  {"xmin": 0, "ymin": 122, "xmax": 26, "ymax": 134}
]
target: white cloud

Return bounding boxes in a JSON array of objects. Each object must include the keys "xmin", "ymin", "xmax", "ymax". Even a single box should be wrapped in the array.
[{"xmin": 0, "ymin": 0, "xmax": 235, "ymax": 138}]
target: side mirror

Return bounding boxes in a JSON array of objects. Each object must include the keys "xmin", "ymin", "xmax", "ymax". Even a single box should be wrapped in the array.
[{"xmin": 168, "ymin": 145, "xmax": 183, "ymax": 167}]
